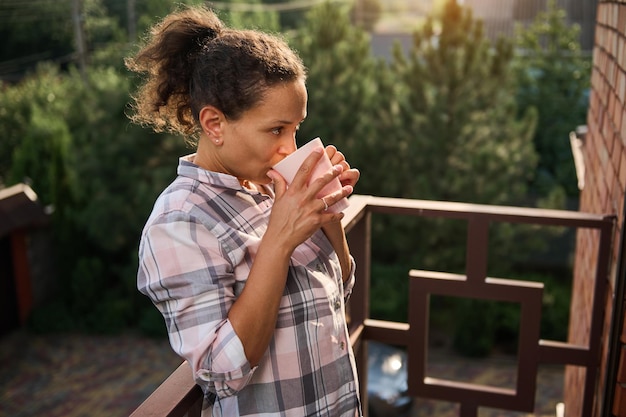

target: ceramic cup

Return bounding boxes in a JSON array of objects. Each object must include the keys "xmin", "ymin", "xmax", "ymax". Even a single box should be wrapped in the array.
[{"xmin": 272, "ymin": 137, "xmax": 350, "ymax": 213}]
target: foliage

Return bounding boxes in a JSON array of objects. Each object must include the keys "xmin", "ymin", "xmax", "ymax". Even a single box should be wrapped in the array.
[
  {"xmin": 1, "ymin": 64, "xmax": 189, "ymax": 334},
  {"xmin": 0, "ymin": 0, "xmax": 208, "ymax": 79},
  {"xmin": 218, "ymin": 0, "xmax": 281, "ymax": 31},
  {"xmin": 382, "ymin": 0, "xmax": 537, "ymax": 206},
  {"xmin": 369, "ymin": 263, "xmax": 410, "ymax": 323},
  {"xmin": 513, "ymin": 0, "xmax": 591, "ymax": 198},
  {"xmin": 291, "ymin": 1, "xmax": 379, "ymax": 149},
  {"xmin": 81, "ymin": 0, "xmax": 128, "ymax": 69},
  {"xmin": 132, "ymin": 0, "xmax": 206, "ymax": 36},
  {"xmin": 0, "ymin": 63, "xmax": 77, "ymax": 203},
  {"xmin": 258, "ymin": 0, "xmax": 307, "ymax": 29},
  {"xmin": 0, "ymin": 0, "xmax": 585, "ymax": 353},
  {"xmin": 451, "ymin": 298, "xmax": 500, "ymax": 357},
  {"xmin": 0, "ymin": 0, "xmax": 74, "ymax": 79},
  {"xmin": 291, "ymin": 0, "xmax": 577, "ymax": 356},
  {"xmin": 0, "ymin": 0, "xmax": 126, "ymax": 77},
  {"xmin": 305, "ymin": 0, "xmax": 538, "ymax": 273},
  {"xmin": 349, "ymin": 0, "xmax": 383, "ymax": 31}
]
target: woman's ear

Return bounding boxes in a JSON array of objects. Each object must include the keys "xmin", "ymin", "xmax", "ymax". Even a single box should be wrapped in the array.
[{"xmin": 198, "ymin": 106, "xmax": 224, "ymax": 140}]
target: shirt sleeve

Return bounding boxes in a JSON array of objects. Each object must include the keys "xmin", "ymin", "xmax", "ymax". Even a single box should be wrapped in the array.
[{"xmin": 137, "ymin": 210, "xmax": 255, "ymax": 398}]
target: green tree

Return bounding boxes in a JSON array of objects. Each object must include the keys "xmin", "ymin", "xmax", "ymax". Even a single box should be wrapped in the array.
[
  {"xmin": 291, "ymin": 2, "xmax": 379, "ymax": 154},
  {"xmin": 133, "ymin": 0, "xmax": 206, "ymax": 38},
  {"xmin": 385, "ymin": 1, "xmax": 537, "ymax": 204},
  {"xmin": 377, "ymin": 1, "xmax": 546, "ymax": 356},
  {"xmin": 260, "ymin": 0, "xmax": 307, "ymax": 29},
  {"xmin": 514, "ymin": 0, "xmax": 590, "ymax": 199},
  {"xmin": 0, "ymin": 0, "xmax": 74, "ymax": 79},
  {"xmin": 0, "ymin": 63, "xmax": 77, "ymax": 194},
  {"xmin": 0, "ymin": 0, "xmax": 576, "ymax": 349},
  {"xmin": 219, "ymin": 0, "xmax": 280, "ymax": 31},
  {"xmin": 362, "ymin": 0, "xmax": 538, "ymax": 268},
  {"xmin": 0, "ymin": 64, "xmax": 188, "ymax": 334},
  {"xmin": 82, "ymin": 0, "xmax": 127, "ymax": 68},
  {"xmin": 290, "ymin": 0, "xmax": 541, "ymax": 270},
  {"xmin": 0, "ymin": 0, "xmax": 130, "ymax": 78},
  {"xmin": 9, "ymin": 104, "xmax": 75, "ymax": 214},
  {"xmin": 290, "ymin": 1, "xmax": 547, "ymax": 356}
]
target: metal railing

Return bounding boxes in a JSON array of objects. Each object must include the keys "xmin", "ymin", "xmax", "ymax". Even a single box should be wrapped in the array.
[{"xmin": 130, "ymin": 195, "xmax": 615, "ymax": 417}]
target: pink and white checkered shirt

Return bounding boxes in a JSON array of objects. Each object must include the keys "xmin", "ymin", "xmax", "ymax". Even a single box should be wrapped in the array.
[{"xmin": 137, "ymin": 155, "xmax": 361, "ymax": 417}]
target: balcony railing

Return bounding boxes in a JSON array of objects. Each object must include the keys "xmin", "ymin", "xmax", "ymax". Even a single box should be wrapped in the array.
[{"xmin": 130, "ymin": 195, "xmax": 615, "ymax": 417}]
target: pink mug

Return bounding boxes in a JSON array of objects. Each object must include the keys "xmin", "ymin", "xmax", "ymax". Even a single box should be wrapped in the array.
[{"xmin": 272, "ymin": 137, "xmax": 350, "ymax": 213}]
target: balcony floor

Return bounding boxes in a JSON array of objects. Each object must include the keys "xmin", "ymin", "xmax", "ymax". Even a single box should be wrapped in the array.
[
  {"xmin": 1, "ymin": 329, "xmax": 564, "ymax": 417},
  {"xmin": 0, "ymin": 329, "xmax": 181, "ymax": 417}
]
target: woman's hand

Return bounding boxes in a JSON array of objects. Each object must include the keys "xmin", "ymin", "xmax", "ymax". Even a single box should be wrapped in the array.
[
  {"xmin": 266, "ymin": 148, "xmax": 353, "ymax": 254},
  {"xmin": 325, "ymin": 145, "xmax": 360, "ymax": 189}
]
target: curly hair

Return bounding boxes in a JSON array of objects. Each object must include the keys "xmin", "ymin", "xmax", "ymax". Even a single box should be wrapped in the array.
[{"xmin": 125, "ymin": 6, "xmax": 306, "ymax": 145}]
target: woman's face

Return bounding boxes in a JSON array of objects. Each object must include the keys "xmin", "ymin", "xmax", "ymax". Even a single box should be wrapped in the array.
[{"xmin": 218, "ymin": 79, "xmax": 308, "ymax": 184}]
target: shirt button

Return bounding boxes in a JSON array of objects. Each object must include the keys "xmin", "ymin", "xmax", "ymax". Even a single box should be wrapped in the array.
[
  {"xmin": 334, "ymin": 300, "xmax": 341, "ymax": 310},
  {"xmin": 340, "ymin": 341, "xmax": 345, "ymax": 350}
]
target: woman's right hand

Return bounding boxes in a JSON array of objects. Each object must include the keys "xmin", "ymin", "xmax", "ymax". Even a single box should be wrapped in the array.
[{"xmin": 265, "ymin": 147, "xmax": 353, "ymax": 254}]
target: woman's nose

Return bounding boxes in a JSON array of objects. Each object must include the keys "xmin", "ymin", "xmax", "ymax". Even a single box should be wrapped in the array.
[{"xmin": 279, "ymin": 137, "xmax": 297, "ymax": 155}]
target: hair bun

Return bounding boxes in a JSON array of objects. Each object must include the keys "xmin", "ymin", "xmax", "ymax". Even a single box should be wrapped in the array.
[{"xmin": 197, "ymin": 25, "xmax": 221, "ymax": 43}]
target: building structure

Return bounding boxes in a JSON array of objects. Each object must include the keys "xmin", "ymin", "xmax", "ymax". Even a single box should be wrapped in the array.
[{"xmin": 572, "ymin": 1, "xmax": 626, "ymax": 415}]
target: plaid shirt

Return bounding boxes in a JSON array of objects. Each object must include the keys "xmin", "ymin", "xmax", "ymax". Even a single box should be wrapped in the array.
[{"xmin": 138, "ymin": 155, "xmax": 361, "ymax": 417}]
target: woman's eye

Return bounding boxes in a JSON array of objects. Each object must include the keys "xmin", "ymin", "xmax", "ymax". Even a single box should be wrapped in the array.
[{"xmin": 271, "ymin": 127, "xmax": 282, "ymax": 135}]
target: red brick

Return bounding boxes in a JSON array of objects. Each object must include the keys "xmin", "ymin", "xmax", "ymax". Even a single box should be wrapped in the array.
[
  {"xmin": 613, "ymin": 182, "xmax": 624, "ymax": 216},
  {"xmin": 598, "ymin": 4, "xmax": 607, "ymax": 26},
  {"xmin": 609, "ymin": 90, "xmax": 616, "ymax": 118},
  {"xmin": 598, "ymin": 25, "xmax": 606, "ymax": 50},
  {"xmin": 621, "ymin": 106, "xmax": 626, "ymax": 143},
  {"xmin": 614, "ymin": 94, "xmax": 624, "ymax": 130},
  {"xmin": 611, "ymin": 129, "xmax": 619, "ymax": 159},
  {"xmin": 612, "ymin": 136, "xmax": 623, "ymax": 179},
  {"xmin": 618, "ymin": 37, "xmax": 623, "ymax": 67},
  {"xmin": 607, "ymin": 156, "xmax": 617, "ymax": 201},
  {"xmin": 598, "ymin": 132, "xmax": 611, "ymax": 170}
]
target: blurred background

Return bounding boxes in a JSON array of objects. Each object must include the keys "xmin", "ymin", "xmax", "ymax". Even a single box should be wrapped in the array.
[{"xmin": 0, "ymin": 0, "xmax": 593, "ymax": 415}]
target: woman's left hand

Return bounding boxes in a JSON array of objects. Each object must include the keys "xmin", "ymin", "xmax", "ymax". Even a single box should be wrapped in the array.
[{"xmin": 325, "ymin": 145, "xmax": 360, "ymax": 189}]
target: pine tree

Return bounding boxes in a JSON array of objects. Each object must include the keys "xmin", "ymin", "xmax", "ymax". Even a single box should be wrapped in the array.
[
  {"xmin": 382, "ymin": 0, "xmax": 538, "ymax": 205},
  {"xmin": 219, "ymin": 0, "xmax": 280, "ymax": 31},
  {"xmin": 514, "ymin": 0, "xmax": 590, "ymax": 199},
  {"xmin": 290, "ymin": 2, "xmax": 379, "ymax": 155}
]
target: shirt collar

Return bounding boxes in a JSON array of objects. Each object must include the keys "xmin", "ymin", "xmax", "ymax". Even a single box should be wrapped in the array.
[{"xmin": 177, "ymin": 154, "xmax": 274, "ymax": 197}]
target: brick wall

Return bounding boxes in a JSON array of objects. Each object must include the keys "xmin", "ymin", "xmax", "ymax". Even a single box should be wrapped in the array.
[{"xmin": 571, "ymin": 1, "xmax": 626, "ymax": 415}]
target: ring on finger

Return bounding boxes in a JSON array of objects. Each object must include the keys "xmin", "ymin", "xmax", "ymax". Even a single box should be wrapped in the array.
[{"xmin": 321, "ymin": 197, "xmax": 329, "ymax": 211}]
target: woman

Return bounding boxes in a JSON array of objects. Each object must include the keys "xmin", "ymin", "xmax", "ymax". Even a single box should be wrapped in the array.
[{"xmin": 126, "ymin": 5, "xmax": 361, "ymax": 417}]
